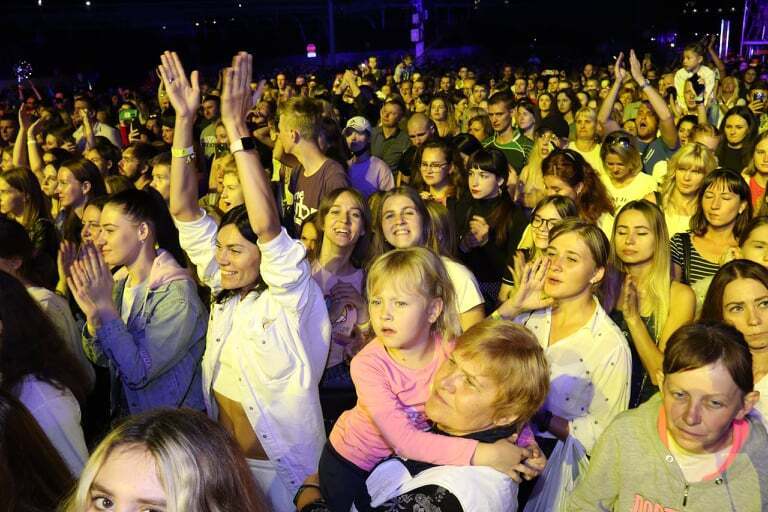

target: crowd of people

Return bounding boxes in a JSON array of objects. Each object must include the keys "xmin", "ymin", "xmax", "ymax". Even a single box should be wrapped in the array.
[{"xmin": 3, "ymin": 35, "xmax": 768, "ymax": 511}]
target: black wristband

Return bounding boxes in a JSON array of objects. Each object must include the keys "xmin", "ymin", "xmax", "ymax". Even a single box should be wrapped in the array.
[{"xmin": 293, "ymin": 483, "xmax": 323, "ymax": 508}]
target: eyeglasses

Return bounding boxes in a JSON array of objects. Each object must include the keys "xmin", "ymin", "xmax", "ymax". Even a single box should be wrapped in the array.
[
  {"xmin": 531, "ymin": 215, "xmax": 560, "ymax": 230},
  {"xmin": 420, "ymin": 161, "xmax": 449, "ymax": 171}
]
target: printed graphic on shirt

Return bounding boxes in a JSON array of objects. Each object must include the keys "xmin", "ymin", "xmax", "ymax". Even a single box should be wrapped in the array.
[
  {"xmin": 632, "ymin": 493, "xmax": 679, "ymax": 512},
  {"xmin": 293, "ymin": 190, "xmax": 316, "ymax": 229},
  {"xmin": 402, "ymin": 403, "xmax": 430, "ymax": 432}
]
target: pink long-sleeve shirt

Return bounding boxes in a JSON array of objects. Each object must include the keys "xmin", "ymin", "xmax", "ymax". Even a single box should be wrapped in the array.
[{"xmin": 329, "ymin": 336, "xmax": 479, "ymax": 471}]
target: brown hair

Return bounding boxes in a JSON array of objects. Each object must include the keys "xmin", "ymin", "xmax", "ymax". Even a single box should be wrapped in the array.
[
  {"xmin": 700, "ymin": 259, "xmax": 768, "ymax": 328},
  {"xmin": 454, "ymin": 320, "xmax": 549, "ymax": 425},
  {"xmin": 663, "ymin": 322, "xmax": 754, "ymax": 395},
  {"xmin": 279, "ymin": 96, "xmax": 324, "ymax": 141},
  {"xmin": 689, "ymin": 168, "xmax": 752, "ymax": 238},
  {"xmin": 542, "ymin": 150, "xmax": 614, "ymax": 224},
  {"xmin": 315, "ymin": 187, "xmax": 371, "ymax": 267}
]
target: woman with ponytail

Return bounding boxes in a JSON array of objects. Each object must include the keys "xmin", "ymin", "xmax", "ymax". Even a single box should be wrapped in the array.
[
  {"xmin": 542, "ymin": 148, "xmax": 615, "ymax": 235},
  {"xmin": 67, "ymin": 188, "xmax": 207, "ymax": 418}
]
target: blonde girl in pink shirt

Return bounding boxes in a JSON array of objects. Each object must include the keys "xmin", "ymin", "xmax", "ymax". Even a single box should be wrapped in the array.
[{"xmin": 317, "ymin": 246, "xmax": 537, "ymax": 511}]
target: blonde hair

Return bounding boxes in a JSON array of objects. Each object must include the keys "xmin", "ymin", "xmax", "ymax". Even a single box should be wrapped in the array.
[
  {"xmin": 520, "ymin": 137, "xmax": 547, "ymax": 209},
  {"xmin": 367, "ymin": 247, "xmax": 460, "ymax": 342},
  {"xmin": 454, "ymin": 320, "xmax": 549, "ymax": 425},
  {"xmin": 610, "ymin": 200, "xmax": 671, "ymax": 339},
  {"xmin": 61, "ymin": 409, "xmax": 266, "ymax": 512},
  {"xmin": 278, "ymin": 96, "xmax": 324, "ymax": 141},
  {"xmin": 600, "ymin": 139, "xmax": 643, "ymax": 177},
  {"xmin": 660, "ymin": 143, "xmax": 717, "ymax": 210}
]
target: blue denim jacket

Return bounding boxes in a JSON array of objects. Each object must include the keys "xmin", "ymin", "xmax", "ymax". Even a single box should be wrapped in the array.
[{"xmin": 83, "ymin": 251, "xmax": 207, "ymax": 416}]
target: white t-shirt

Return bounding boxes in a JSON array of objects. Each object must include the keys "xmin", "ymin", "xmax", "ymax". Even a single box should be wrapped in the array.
[
  {"xmin": 15, "ymin": 376, "xmax": 88, "ymax": 475},
  {"xmin": 568, "ymin": 142, "xmax": 604, "ymax": 178},
  {"xmin": 120, "ymin": 279, "xmax": 148, "ymax": 323},
  {"xmin": 441, "ymin": 256, "xmax": 484, "ymax": 317},
  {"xmin": 603, "ymin": 172, "xmax": 658, "ymax": 212},
  {"xmin": 26, "ymin": 286, "xmax": 95, "ymax": 388}
]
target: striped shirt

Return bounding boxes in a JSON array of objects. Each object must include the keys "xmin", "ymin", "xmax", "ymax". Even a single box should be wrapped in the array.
[{"xmin": 670, "ymin": 232, "xmax": 722, "ymax": 285}]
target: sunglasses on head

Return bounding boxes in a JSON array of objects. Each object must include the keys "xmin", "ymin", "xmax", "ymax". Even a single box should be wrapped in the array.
[{"xmin": 605, "ymin": 132, "xmax": 633, "ymax": 148}]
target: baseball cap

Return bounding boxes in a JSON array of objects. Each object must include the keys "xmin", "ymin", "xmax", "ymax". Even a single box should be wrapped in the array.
[{"xmin": 343, "ymin": 116, "xmax": 372, "ymax": 135}]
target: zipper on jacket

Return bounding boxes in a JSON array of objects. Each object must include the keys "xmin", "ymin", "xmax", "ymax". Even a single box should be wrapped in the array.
[{"xmin": 682, "ymin": 484, "xmax": 689, "ymax": 507}]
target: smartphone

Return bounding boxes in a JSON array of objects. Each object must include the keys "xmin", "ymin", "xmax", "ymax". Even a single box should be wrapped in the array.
[
  {"xmin": 756, "ymin": 92, "xmax": 766, "ymax": 102},
  {"xmin": 118, "ymin": 108, "xmax": 138, "ymax": 123}
]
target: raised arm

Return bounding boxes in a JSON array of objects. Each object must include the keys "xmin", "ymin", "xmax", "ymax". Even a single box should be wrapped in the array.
[
  {"xmin": 158, "ymin": 51, "xmax": 202, "ymax": 222},
  {"xmin": 26, "ymin": 119, "xmax": 44, "ymax": 178},
  {"xmin": 12, "ymin": 108, "xmax": 32, "ymax": 168},
  {"xmin": 629, "ymin": 49, "xmax": 678, "ymax": 149},
  {"xmin": 220, "ymin": 52, "xmax": 281, "ymax": 243},
  {"xmin": 597, "ymin": 52, "xmax": 625, "ymax": 137}
]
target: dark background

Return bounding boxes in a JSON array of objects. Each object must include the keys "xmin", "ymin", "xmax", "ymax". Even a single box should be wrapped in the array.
[{"xmin": 1, "ymin": 0, "xmax": 746, "ymax": 86}]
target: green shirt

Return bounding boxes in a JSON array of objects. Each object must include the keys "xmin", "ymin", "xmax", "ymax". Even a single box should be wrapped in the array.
[{"xmin": 482, "ymin": 130, "xmax": 531, "ymax": 172}]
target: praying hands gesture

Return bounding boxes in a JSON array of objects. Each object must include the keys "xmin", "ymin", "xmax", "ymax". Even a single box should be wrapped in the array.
[
  {"xmin": 67, "ymin": 244, "xmax": 118, "ymax": 336},
  {"xmin": 158, "ymin": 51, "xmax": 200, "ymax": 120}
]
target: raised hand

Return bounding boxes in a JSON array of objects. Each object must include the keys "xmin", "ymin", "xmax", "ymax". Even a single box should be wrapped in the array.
[
  {"xmin": 158, "ymin": 51, "xmax": 200, "ymax": 119},
  {"xmin": 18, "ymin": 106, "xmax": 35, "ymax": 131},
  {"xmin": 497, "ymin": 257, "xmax": 554, "ymax": 318},
  {"xmin": 628, "ymin": 49, "xmax": 646, "ymax": 85},
  {"xmin": 221, "ymin": 51, "xmax": 253, "ymax": 129},
  {"xmin": 613, "ymin": 52, "xmax": 627, "ymax": 84}
]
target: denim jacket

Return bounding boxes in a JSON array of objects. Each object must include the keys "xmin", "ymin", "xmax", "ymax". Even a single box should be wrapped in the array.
[{"xmin": 83, "ymin": 250, "xmax": 207, "ymax": 416}]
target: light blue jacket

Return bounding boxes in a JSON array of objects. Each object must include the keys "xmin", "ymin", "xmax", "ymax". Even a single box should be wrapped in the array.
[{"xmin": 83, "ymin": 250, "xmax": 207, "ymax": 416}]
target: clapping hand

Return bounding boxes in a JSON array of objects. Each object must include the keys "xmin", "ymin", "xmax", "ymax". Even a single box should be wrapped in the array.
[
  {"xmin": 613, "ymin": 52, "xmax": 627, "ymax": 84},
  {"xmin": 221, "ymin": 51, "xmax": 254, "ymax": 131},
  {"xmin": 67, "ymin": 243, "xmax": 116, "ymax": 331},
  {"xmin": 158, "ymin": 51, "xmax": 200, "ymax": 119}
]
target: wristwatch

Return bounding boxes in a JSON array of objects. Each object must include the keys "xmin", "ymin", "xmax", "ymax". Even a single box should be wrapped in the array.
[{"xmin": 230, "ymin": 136, "xmax": 257, "ymax": 154}]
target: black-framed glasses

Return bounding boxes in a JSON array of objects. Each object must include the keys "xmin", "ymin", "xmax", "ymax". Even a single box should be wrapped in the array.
[{"xmin": 531, "ymin": 215, "xmax": 560, "ymax": 230}]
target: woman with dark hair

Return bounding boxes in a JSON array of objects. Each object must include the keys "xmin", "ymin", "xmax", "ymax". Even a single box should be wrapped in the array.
[
  {"xmin": 556, "ymin": 88, "xmax": 580, "ymax": 138},
  {"xmin": 542, "ymin": 148, "xmax": 615, "ymax": 234},
  {"xmin": 311, "ymin": 187, "xmax": 371, "ymax": 391},
  {"xmin": 0, "ymin": 167, "xmax": 58, "ymax": 285},
  {"xmin": 671, "ymin": 168, "xmax": 752, "ymax": 286},
  {"xmin": 0, "ymin": 389, "xmax": 75, "ymax": 511},
  {"xmin": 452, "ymin": 132, "xmax": 482, "ymax": 167},
  {"xmin": 55, "ymin": 156, "xmax": 107, "ymax": 243},
  {"xmin": 161, "ymin": 50, "xmax": 330, "ymax": 510},
  {"xmin": 67, "ymin": 188, "xmax": 207, "ymax": 418},
  {"xmin": 717, "ymin": 105, "xmax": 759, "ymax": 173},
  {"xmin": 537, "ymin": 92, "xmax": 555, "ymax": 119},
  {"xmin": 700, "ymin": 259, "xmax": 768, "ymax": 424},
  {"xmin": 0, "ymin": 270, "xmax": 90, "ymax": 475},
  {"xmin": 411, "ymin": 138, "xmax": 465, "ymax": 206},
  {"xmin": 0, "ymin": 217, "xmax": 94, "ymax": 388},
  {"xmin": 454, "ymin": 148, "xmax": 528, "ymax": 310}
]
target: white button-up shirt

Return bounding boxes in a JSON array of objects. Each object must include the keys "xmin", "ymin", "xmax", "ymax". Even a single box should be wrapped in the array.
[
  {"xmin": 515, "ymin": 298, "xmax": 631, "ymax": 454},
  {"xmin": 176, "ymin": 211, "xmax": 331, "ymax": 494}
]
